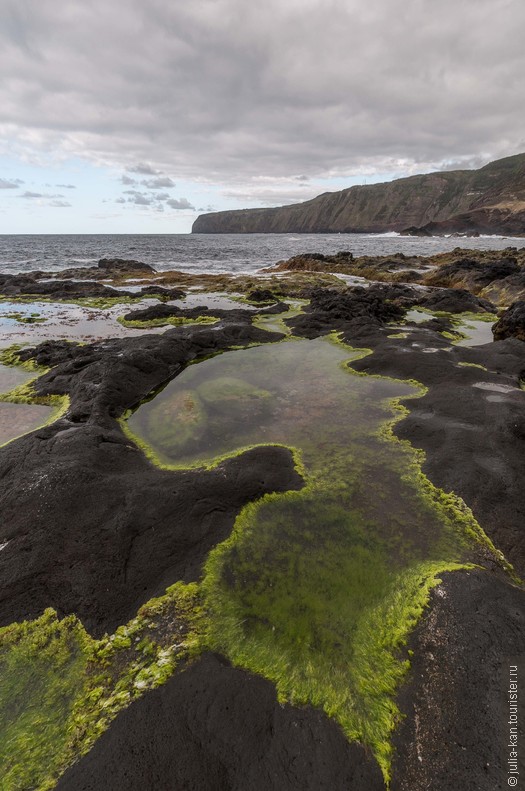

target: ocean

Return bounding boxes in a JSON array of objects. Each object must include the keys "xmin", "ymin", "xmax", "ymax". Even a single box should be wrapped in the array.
[{"xmin": 0, "ymin": 233, "xmax": 523, "ymax": 276}]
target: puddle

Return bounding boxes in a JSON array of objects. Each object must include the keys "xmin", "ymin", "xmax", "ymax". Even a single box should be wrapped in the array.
[
  {"xmin": 0, "ymin": 299, "xmax": 171, "ymax": 347},
  {"xmin": 0, "ymin": 364, "xmax": 34, "ymax": 393},
  {"xmin": 455, "ymin": 317, "xmax": 495, "ymax": 347},
  {"xmin": 0, "ymin": 401, "xmax": 55, "ymax": 446},
  {"xmin": 473, "ymin": 381, "xmax": 517, "ymax": 393},
  {"xmin": 127, "ymin": 336, "xmax": 488, "ymax": 759},
  {"xmin": 174, "ymin": 292, "xmax": 257, "ymax": 311},
  {"xmin": 405, "ymin": 309, "xmax": 430, "ymax": 323}
]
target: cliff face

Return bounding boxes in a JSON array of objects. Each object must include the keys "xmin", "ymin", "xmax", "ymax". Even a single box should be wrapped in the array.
[{"xmin": 192, "ymin": 153, "xmax": 525, "ymax": 235}]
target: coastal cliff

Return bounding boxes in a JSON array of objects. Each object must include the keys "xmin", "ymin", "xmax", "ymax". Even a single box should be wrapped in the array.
[{"xmin": 192, "ymin": 153, "xmax": 525, "ymax": 235}]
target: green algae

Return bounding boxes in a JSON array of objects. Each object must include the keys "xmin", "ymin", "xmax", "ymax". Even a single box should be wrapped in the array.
[
  {"xmin": 0, "ymin": 583, "xmax": 204, "ymax": 791},
  {"xmin": 117, "ymin": 314, "xmax": 219, "ymax": 329},
  {"xmin": 126, "ymin": 334, "xmax": 508, "ymax": 779},
  {"xmin": 3, "ymin": 312, "xmax": 47, "ymax": 324}
]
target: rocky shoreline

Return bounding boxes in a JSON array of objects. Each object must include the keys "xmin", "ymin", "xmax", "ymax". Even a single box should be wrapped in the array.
[{"xmin": 0, "ymin": 248, "xmax": 524, "ymax": 789}]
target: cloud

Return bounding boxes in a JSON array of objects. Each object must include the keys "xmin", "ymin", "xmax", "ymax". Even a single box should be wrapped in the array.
[
  {"xmin": 56, "ymin": 183, "xmax": 76, "ymax": 188},
  {"xmin": 120, "ymin": 175, "xmax": 136, "ymax": 185},
  {"xmin": 141, "ymin": 176, "xmax": 175, "ymax": 188},
  {"xmin": 0, "ymin": 177, "xmax": 23, "ymax": 189},
  {"xmin": 19, "ymin": 190, "xmax": 44, "ymax": 198},
  {"xmin": 131, "ymin": 194, "xmax": 152, "ymax": 205},
  {"xmin": 49, "ymin": 199, "xmax": 71, "ymax": 207},
  {"xmin": 126, "ymin": 164, "xmax": 159, "ymax": 176},
  {"xmin": 166, "ymin": 197, "xmax": 195, "ymax": 210},
  {"xmin": 0, "ymin": 0, "xmax": 523, "ymax": 198}
]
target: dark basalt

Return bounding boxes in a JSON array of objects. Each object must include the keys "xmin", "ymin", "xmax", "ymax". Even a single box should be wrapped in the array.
[
  {"xmin": 493, "ymin": 300, "xmax": 525, "ymax": 341},
  {"xmin": 417, "ymin": 287, "xmax": 494, "ymax": 314},
  {"xmin": 287, "ymin": 285, "xmax": 407, "ymax": 339},
  {"xmin": 122, "ymin": 300, "xmax": 289, "ymax": 325},
  {"xmin": 425, "ymin": 256, "xmax": 520, "ymax": 291},
  {"xmin": 138, "ymin": 285, "xmax": 186, "ymax": 299},
  {"xmin": 0, "ymin": 273, "xmax": 135, "ymax": 300},
  {"xmin": 246, "ymin": 288, "xmax": 280, "ymax": 302},
  {"xmin": 392, "ymin": 569, "xmax": 525, "ymax": 790},
  {"xmin": 0, "ymin": 322, "xmax": 304, "ymax": 636},
  {"xmin": 56, "ymin": 653, "xmax": 384, "ymax": 791},
  {"xmin": 98, "ymin": 257, "xmax": 156, "ymax": 273}
]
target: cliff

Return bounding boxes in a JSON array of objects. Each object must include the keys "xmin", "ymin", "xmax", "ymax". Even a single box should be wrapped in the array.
[{"xmin": 192, "ymin": 153, "xmax": 525, "ymax": 235}]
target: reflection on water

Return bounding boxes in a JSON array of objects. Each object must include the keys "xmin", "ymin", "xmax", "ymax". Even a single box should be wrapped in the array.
[
  {"xmin": 0, "ymin": 363, "xmax": 33, "ymax": 393},
  {"xmin": 455, "ymin": 317, "xmax": 495, "ymax": 346},
  {"xmin": 0, "ymin": 401, "xmax": 54, "ymax": 446}
]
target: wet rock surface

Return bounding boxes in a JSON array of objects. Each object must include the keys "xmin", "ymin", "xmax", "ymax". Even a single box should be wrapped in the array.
[
  {"xmin": 56, "ymin": 652, "xmax": 384, "ymax": 791},
  {"xmin": 493, "ymin": 300, "xmax": 525, "ymax": 341},
  {"xmin": 392, "ymin": 569, "xmax": 525, "ymax": 790}
]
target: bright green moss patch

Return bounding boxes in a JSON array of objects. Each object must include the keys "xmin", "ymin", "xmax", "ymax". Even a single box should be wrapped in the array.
[
  {"xmin": 0, "ymin": 610, "xmax": 91, "ymax": 791},
  {"xmin": 0, "ymin": 345, "xmax": 42, "ymax": 373},
  {"xmin": 0, "ymin": 583, "xmax": 204, "ymax": 791},
  {"xmin": 117, "ymin": 314, "xmax": 219, "ymax": 329}
]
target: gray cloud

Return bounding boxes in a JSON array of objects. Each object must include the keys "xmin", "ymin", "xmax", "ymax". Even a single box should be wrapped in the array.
[
  {"xmin": 127, "ymin": 164, "xmax": 159, "ymax": 176},
  {"xmin": 166, "ymin": 197, "xmax": 195, "ymax": 210},
  {"xmin": 0, "ymin": 0, "xmax": 523, "ymax": 203},
  {"xmin": 0, "ymin": 178, "xmax": 23, "ymax": 189},
  {"xmin": 131, "ymin": 194, "xmax": 152, "ymax": 205},
  {"xmin": 49, "ymin": 199, "xmax": 71, "ymax": 207},
  {"xmin": 56, "ymin": 183, "xmax": 76, "ymax": 188},
  {"xmin": 120, "ymin": 175, "xmax": 136, "ymax": 185},
  {"xmin": 19, "ymin": 191, "xmax": 44, "ymax": 198},
  {"xmin": 141, "ymin": 176, "xmax": 175, "ymax": 188}
]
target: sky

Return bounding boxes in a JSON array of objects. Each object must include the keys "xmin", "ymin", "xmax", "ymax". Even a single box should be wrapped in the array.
[{"xmin": 0, "ymin": 0, "xmax": 524, "ymax": 234}]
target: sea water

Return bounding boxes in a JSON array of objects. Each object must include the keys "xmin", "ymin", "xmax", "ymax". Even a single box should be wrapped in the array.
[{"xmin": 0, "ymin": 232, "xmax": 523, "ymax": 275}]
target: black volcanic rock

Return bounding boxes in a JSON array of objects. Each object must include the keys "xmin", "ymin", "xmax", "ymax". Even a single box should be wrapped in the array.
[
  {"xmin": 98, "ymin": 258, "xmax": 156, "ymax": 273},
  {"xmin": 287, "ymin": 286, "xmax": 407, "ymax": 339},
  {"xmin": 138, "ymin": 285, "xmax": 186, "ymax": 299},
  {"xmin": 392, "ymin": 569, "xmax": 525, "ymax": 791},
  {"xmin": 418, "ymin": 288, "xmax": 495, "ymax": 314},
  {"xmin": 0, "ymin": 273, "xmax": 134, "ymax": 299},
  {"xmin": 492, "ymin": 301, "xmax": 525, "ymax": 341},
  {"xmin": 56, "ymin": 653, "xmax": 384, "ymax": 791}
]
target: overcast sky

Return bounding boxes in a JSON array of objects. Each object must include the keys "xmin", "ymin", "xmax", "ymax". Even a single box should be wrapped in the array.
[{"xmin": 1, "ymin": 0, "xmax": 523, "ymax": 233}]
